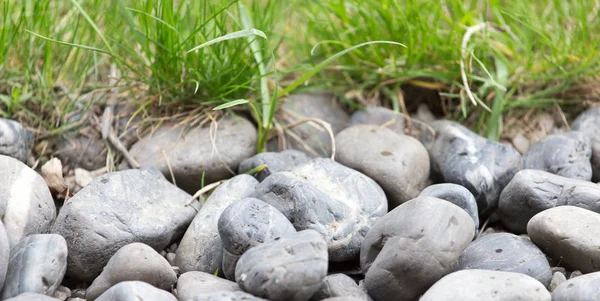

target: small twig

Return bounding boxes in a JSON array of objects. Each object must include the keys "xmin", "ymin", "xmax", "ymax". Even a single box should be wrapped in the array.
[
  {"xmin": 185, "ymin": 180, "xmax": 224, "ymax": 207},
  {"xmin": 477, "ymin": 216, "xmax": 492, "ymax": 239},
  {"xmin": 91, "ymin": 113, "xmax": 140, "ymax": 169},
  {"xmin": 161, "ymin": 149, "xmax": 176, "ymax": 186},
  {"xmin": 554, "ymin": 101, "xmax": 570, "ymax": 131}
]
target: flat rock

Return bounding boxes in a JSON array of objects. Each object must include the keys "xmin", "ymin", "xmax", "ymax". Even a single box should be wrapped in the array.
[
  {"xmin": 419, "ymin": 183, "xmax": 479, "ymax": 230},
  {"xmin": 309, "ymin": 274, "xmax": 368, "ymax": 301},
  {"xmin": 51, "ymin": 168, "xmax": 196, "ymax": 282},
  {"xmin": 128, "ymin": 115, "xmax": 257, "ymax": 193},
  {"xmin": 420, "ymin": 270, "xmax": 551, "ymax": 301},
  {"xmin": 523, "ymin": 132, "xmax": 592, "ymax": 180},
  {"xmin": 238, "ymin": 150, "xmax": 311, "ymax": 182},
  {"xmin": 335, "ymin": 125, "xmax": 430, "ymax": 208},
  {"xmin": 1, "ymin": 234, "xmax": 68, "ymax": 299},
  {"xmin": 272, "ymin": 92, "xmax": 349, "ymax": 157},
  {"xmin": 0, "ymin": 118, "xmax": 32, "ymax": 162},
  {"xmin": 527, "ymin": 206, "xmax": 600, "ymax": 273},
  {"xmin": 571, "ymin": 107, "xmax": 600, "ymax": 181},
  {"xmin": 429, "ymin": 120, "xmax": 522, "ymax": 217},
  {"xmin": 218, "ymin": 197, "xmax": 296, "ymax": 280},
  {"xmin": 0, "ymin": 155, "xmax": 56, "ymax": 246},
  {"xmin": 498, "ymin": 169, "xmax": 600, "ymax": 233},
  {"xmin": 360, "ymin": 197, "xmax": 474, "ymax": 301},
  {"xmin": 454, "ymin": 233, "xmax": 552, "ymax": 287},
  {"xmin": 176, "ymin": 271, "xmax": 240, "ymax": 301},
  {"xmin": 0, "ymin": 221, "xmax": 8, "ymax": 292},
  {"xmin": 235, "ymin": 230, "xmax": 328, "ymax": 301},
  {"xmin": 95, "ymin": 281, "xmax": 177, "ymax": 301},
  {"xmin": 86, "ymin": 243, "xmax": 177, "ymax": 300},
  {"xmin": 349, "ymin": 106, "xmax": 435, "ymax": 147},
  {"xmin": 552, "ymin": 271, "xmax": 600, "ymax": 300},
  {"xmin": 4, "ymin": 293, "xmax": 61, "ymax": 301},
  {"xmin": 176, "ymin": 175, "xmax": 259, "ymax": 274},
  {"xmin": 189, "ymin": 291, "xmax": 267, "ymax": 301},
  {"xmin": 253, "ymin": 158, "xmax": 387, "ymax": 262}
]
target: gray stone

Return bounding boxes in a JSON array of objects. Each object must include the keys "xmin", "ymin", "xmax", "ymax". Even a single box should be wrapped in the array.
[
  {"xmin": 86, "ymin": 243, "xmax": 177, "ymax": 300},
  {"xmin": 1, "ymin": 234, "xmax": 67, "ymax": 299},
  {"xmin": 419, "ymin": 183, "xmax": 479, "ymax": 230},
  {"xmin": 128, "ymin": 115, "xmax": 257, "ymax": 193},
  {"xmin": 320, "ymin": 298, "xmax": 364, "ymax": 301},
  {"xmin": 429, "ymin": 120, "xmax": 522, "ymax": 217},
  {"xmin": 221, "ymin": 250, "xmax": 240, "ymax": 283},
  {"xmin": 272, "ymin": 92, "xmax": 349, "ymax": 157},
  {"xmin": 4, "ymin": 293, "xmax": 61, "ymax": 301},
  {"xmin": 335, "ymin": 125, "xmax": 430, "ymax": 208},
  {"xmin": 51, "ymin": 168, "xmax": 196, "ymax": 282},
  {"xmin": 512, "ymin": 134, "xmax": 530, "ymax": 154},
  {"xmin": 253, "ymin": 158, "xmax": 387, "ymax": 262},
  {"xmin": 571, "ymin": 107, "xmax": 600, "ymax": 181},
  {"xmin": 176, "ymin": 271, "xmax": 240, "ymax": 301},
  {"xmin": 55, "ymin": 135, "xmax": 107, "ymax": 171},
  {"xmin": 95, "ymin": 281, "xmax": 177, "ymax": 301},
  {"xmin": 499, "ymin": 169, "xmax": 600, "ymax": 234},
  {"xmin": 0, "ymin": 221, "xmax": 8, "ymax": 292},
  {"xmin": 454, "ymin": 233, "xmax": 552, "ymax": 287},
  {"xmin": 420, "ymin": 270, "xmax": 551, "ymax": 301},
  {"xmin": 190, "ymin": 291, "xmax": 267, "ymax": 301},
  {"xmin": 52, "ymin": 286, "xmax": 71, "ymax": 301},
  {"xmin": 349, "ymin": 106, "xmax": 435, "ymax": 148},
  {"xmin": 166, "ymin": 253, "xmax": 176, "ymax": 266},
  {"xmin": 527, "ymin": 206, "xmax": 600, "ymax": 273},
  {"xmin": 552, "ymin": 271, "xmax": 600, "ymax": 300},
  {"xmin": 0, "ymin": 155, "xmax": 56, "ymax": 246},
  {"xmin": 523, "ymin": 132, "xmax": 592, "ymax": 180},
  {"xmin": 550, "ymin": 272, "xmax": 567, "ymax": 292},
  {"xmin": 238, "ymin": 150, "xmax": 311, "ymax": 182},
  {"xmin": 176, "ymin": 175, "xmax": 259, "ymax": 274},
  {"xmin": 570, "ymin": 270, "xmax": 583, "ymax": 279},
  {"xmin": 235, "ymin": 230, "xmax": 328, "ymax": 301},
  {"xmin": 360, "ymin": 197, "xmax": 474, "ymax": 301},
  {"xmin": 218, "ymin": 197, "xmax": 296, "ymax": 280},
  {"xmin": 0, "ymin": 118, "xmax": 32, "ymax": 162},
  {"xmin": 309, "ymin": 274, "xmax": 368, "ymax": 301}
]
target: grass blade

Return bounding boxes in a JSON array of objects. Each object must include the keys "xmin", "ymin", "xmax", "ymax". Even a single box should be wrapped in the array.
[
  {"xmin": 212, "ymin": 99, "xmax": 249, "ymax": 110},
  {"xmin": 25, "ymin": 30, "xmax": 108, "ymax": 54},
  {"xmin": 186, "ymin": 28, "xmax": 266, "ymax": 53}
]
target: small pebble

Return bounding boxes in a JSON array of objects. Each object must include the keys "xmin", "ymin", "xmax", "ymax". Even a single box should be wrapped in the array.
[
  {"xmin": 166, "ymin": 253, "xmax": 176, "ymax": 266},
  {"xmin": 549, "ymin": 272, "xmax": 567, "ymax": 292},
  {"xmin": 512, "ymin": 134, "xmax": 530, "ymax": 154},
  {"xmin": 569, "ymin": 270, "xmax": 583, "ymax": 279}
]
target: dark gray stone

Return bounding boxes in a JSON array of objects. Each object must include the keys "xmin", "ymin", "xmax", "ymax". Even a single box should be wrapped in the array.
[
  {"xmin": 454, "ymin": 233, "xmax": 552, "ymax": 287},
  {"xmin": 429, "ymin": 120, "xmax": 522, "ymax": 217},
  {"xmin": 571, "ymin": 107, "xmax": 600, "ymax": 181},
  {"xmin": 0, "ymin": 118, "xmax": 32, "ymax": 163},
  {"xmin": 0, "ymin": 221, "xmax": 8, "ymax": 292},
  {"xmin": 523, "ymin": 132, "xmax": 592, "ymax": 180},
  {"xmin": 4, "ymin": 293, "xmax": 61, "ymax": 301},
  {"xmin": 221, "ymin": 250, "xmax": 240, "ymax": 283},
  {"xmin": 349, "ymin": 106, "xmax": 435, "ymax": 147},
  {"xmin": 271, "ymin": 92, "xmax": 349, "ymax": 157},
  {"xmin": 190, "ymin": 291, "xmax": 267, "ymax": 301},
  {"xmin": 55, "ymin": 135, "xmax": 107, "ymax": 171},
  {"xmin": 309, "ymin": 274, "xmax": 368, "ymax": 301},
  {"xmin": 218, "ymin": 198, "xmax": 296, "ymax": 280},
  {"xmin": 128, "ymin": 115, "xmax": 257, "ymax": 193},
  {"xmin": 420, "ymin": 270, "xmax": 551, "ymax": 301},
  {"xmin": 1, "ymin": 234, "xmax": 67, "ymax": 299},
  {"xmin": 238, "ymin": 150, "xmax": 311, "ymax": 182},
  {"xmin": 176, "ymin": 271, "xmax": 240, "ymax": 301},
  {"xmin": 176, "ymin": 175, "xmax": 259, "ymax": 274},
  {"xmin": 235, "ymin": 230, "xmax": 328, "ymax": 301},
  {"xmin": 86, "ymin": 243, "xmax": 177, "ymax": 300},
  {"xmin": 419, "ymin": 183, "xmax": 479, "ymax": 230},
  {"xmin": 335, "ymin": 125, "xmax": 430, "ymax": 208},
  {"xmin": 253, "ymin": 158, "xmax": 387, "ymax": 262},
  {"xmin": 0, "ymin": 155, "xmax": 56, "ymax": 246},
  {"xmin": 360, "ymin": 197, "xmax": 474, "ymax": 301},
  {"xmin": 498, "ymin": 169, "xmax": 600, "ymax": 234},
  {"xmin": 552, "ymin": 271, "xmax": 600, "ymax": 300},
  {"xmin": 528, "ymin": 206, "xmax": 600, "ymax": 273},
  {"xmin": 51, "ymin": 168, "xmax": 196, "ymax": 282},
  {"xmin": 95, "ymin": 281, "xmax": 177, "ymax": 301}
]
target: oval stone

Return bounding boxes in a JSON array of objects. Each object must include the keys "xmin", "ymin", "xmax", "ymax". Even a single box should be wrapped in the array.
[{"xmin": 552, "ymin": 271, "xmax": 600, "ymax": 300}]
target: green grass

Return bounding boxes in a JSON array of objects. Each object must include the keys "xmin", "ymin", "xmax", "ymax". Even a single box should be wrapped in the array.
[{"xmin": 1, "ymin": 0, "xmax": 599, "ymax": 147}]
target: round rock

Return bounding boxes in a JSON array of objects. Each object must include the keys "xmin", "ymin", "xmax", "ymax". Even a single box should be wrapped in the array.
[
  {"xmin": 0, "ymin": 155, "xmax": 56, "ymax": 246},
  {"xmin": 0, "ymin": 118, "xmax": 32, "ymax": 163},
  {"xmin": 176, "ymin": 271, "xmax": 240, "ymax": 301},
  {"xmin": 128, "ymin": 115, "xmax": 257, "ymax": 193},
  {"xmin": 527, "ymin": 206, "xmax": 600, "ymax": 273},
  {"xmin": 420, "ymin": 270, "xmax": 551, "ymax": 301},
  {"xmin": 86, "ymin": 243, "xmax": 177, "ymax": 300},
  {"xmin": 571, "ymin": 107, "xmax": 600, "ymax": 181},
  {"xmin": 498, "ymin": 169, "xmax": 600, "ymax": 233},
  {"xmin": 176, "ymin": 175, "xmax": 259, "ymax": 274},
  {"xmin": 309, "ymin": 273, "xmax": 368, "ymax": 301},
  {"xmin": 51, "ymin": 168, "xmax": 196, "ymax": 282},
  {"xmin": 335, "ymin": 124, "xmax": 430, "ymax": 208},
  {"xmin": 238, "ymin": 150, "xmax": 311, "ymax": 182},
  {"xmin": 552, "ymin": 271, "xmax": 600, "ymax": 300},
  {"xmin": 253, "ymin": 158, "xmax": 388, "ymax": 262},
  {"xmin": 218, "ymin": 197, "xmax": 296, "ymax": 280},
  {"xmin": 0, "ymin": 221, "xmax": 8, "ymax": 292},
  {"xmin": 1, "ymin": 234, "xmax": 68, "ymax": 299},
  {"xmin": 360, "ymin": 196, "xmax": 474, "ymax": 301},
  {"xmin": 94, "ymin": 281, "xmax": 177, "ymax": 301},
  {"xmin": 454, "ymin": 232, "xmax": 552, "ymax": 287},
  {"xmin": 429, "ymin": 120, "xmax": 522, "ymax": 217},
  {"xmin": 523, "ymin": 131, "xmax": 592, "ymax": 180},
  {"xmin": 235, "ymin": 230, "xmax": 328, "ymax": 301},
  {"xmin": 419, "ymin": 183, "xmax": 479, "ymax": 230}
]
